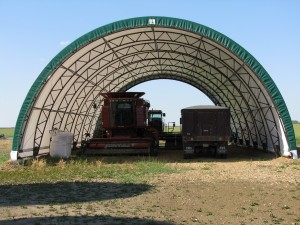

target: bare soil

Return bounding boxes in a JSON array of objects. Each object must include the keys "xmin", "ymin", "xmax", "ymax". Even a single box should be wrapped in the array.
[{"xmin": 0, "ymin": 144, "xmax": 299, "ymax": 225}]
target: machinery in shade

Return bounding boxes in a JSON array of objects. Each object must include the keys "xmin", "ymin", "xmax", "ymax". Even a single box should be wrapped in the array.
[
  {"xmin": 181, "ymin": 105, "xmax": 231, "ymax": 159},
  {"xmin": 148, "ymin": 109, "xmax": 182, "ymax": 150},
  {"xmin": 148, "ymin": 109, "xmax": 165, "ymax": 134},
  {"xmin": 81, "ymin": 92, "xmax": 159, "ymax": 156}
]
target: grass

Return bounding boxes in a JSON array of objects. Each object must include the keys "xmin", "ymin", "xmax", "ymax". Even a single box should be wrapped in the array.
[
  {"xmin": 0, "ymin": 128, "xmax": 14, "ymax": 164},
  {"xmin": 0, "ymin": 140, "xmax": 11, "ymax": 164},
  {"xmin": 164, "ymin": 125, "xmax": 181, "ymax": 133},
  {"xmin": 0, "ymin": 128, "xmax": 14, "ymax": 138},
  {"xmin": 0, "ymin": 157, "xmax": 180, "ymax": 185},
  {"xmin": 293, "ymin": 124, "xmax": 300, "ymax": 147}
]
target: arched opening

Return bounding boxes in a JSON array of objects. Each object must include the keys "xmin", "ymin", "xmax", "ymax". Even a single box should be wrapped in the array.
[{"xmin": 129, "ymin": 79, "xmax": 214, "ymax": 125}]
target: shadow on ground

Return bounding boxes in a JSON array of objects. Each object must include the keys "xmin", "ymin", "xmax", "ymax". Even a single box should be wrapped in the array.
[
  {"xmin": 0, "ymin": 181, "xmax": 151, "ymax": 207},
  {"xmin": 0, "ymin": 215, "xmax": 176, "ymax": 225},
  {"xmin": 156, "ymin": 146, "xmax": 277, "ymax": 163},
  {"xmin": 79, "ymin": 145, "xmax": 278, "ymax": 164}
]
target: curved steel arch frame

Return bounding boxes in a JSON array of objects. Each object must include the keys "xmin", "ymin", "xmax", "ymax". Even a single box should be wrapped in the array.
[{"xmin": 12, "ymin": 16, "xmax": 296, "ymax": 158}]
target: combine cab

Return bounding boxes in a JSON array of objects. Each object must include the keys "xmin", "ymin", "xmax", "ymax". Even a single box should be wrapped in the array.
[{"xmin": 82, "ymin": 92, "xmax": 158, "ymax": 156}]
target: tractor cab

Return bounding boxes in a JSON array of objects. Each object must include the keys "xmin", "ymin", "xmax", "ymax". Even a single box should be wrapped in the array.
[{"xmin": 148, "ymin": 110, "xmax": 165, "ymax": 133}]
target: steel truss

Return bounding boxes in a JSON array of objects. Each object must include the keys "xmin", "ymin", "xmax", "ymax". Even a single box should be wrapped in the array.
[{"xmin": 18, "ymin": 26, "xmax": 281, "ymax": 156}]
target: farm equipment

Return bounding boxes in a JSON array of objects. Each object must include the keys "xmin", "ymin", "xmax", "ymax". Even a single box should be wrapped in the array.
[
  {"xmin": 181, "ymin": 106, "xmax": 231, "ymax": 158},
  {"xmin": 148, "ymin": 110, "xmax": 165, "ymax": 133},
  {"xmin": 82, "ymin": 92, "xmax": 159, "ymax": 155},
  {"xmin": 148, "ymin": 110, "xmax": 182, "ymax": 149}
]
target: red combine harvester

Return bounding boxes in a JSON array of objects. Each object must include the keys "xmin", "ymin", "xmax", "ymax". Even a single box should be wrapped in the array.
[{"xmin": 82, "ymin": 92, "xmax": 159, "ymax": 155}]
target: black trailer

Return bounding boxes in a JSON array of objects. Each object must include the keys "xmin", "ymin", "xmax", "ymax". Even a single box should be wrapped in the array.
[{"xmin": 181, "ymin": 106, "xmax": 231, "ymax": 158}]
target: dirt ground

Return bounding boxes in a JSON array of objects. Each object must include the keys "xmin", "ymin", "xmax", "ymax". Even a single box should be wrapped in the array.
[{"xmin": 0, "ymin": 146, "xmax": 300, "ymax": 225}]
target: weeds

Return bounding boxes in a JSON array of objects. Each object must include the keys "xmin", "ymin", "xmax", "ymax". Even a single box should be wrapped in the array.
[
  {"xmin": 281, "ymin": 205, "xmax": 290, "ymax": 210},
  {"xmin": 206, "ymin": 211, "xmax": 213, "ymax": 216},
  {"xmin": 202, "ymin": 167, "xmax": 211, "ymax": 171},
  {"xmin": 0, "ymin": 157, "xmax": 180, "ymax": 185},
  {"xmin": 250, "ymin": 201, "xmax": 259, "ymax": 207},
  {"xmin": 31, "ymin": 159, "xmax": 47, "ymax": 169},
  {"xmin": 0, "ymin": 139, "xmax": 11, "ymax": 164}
]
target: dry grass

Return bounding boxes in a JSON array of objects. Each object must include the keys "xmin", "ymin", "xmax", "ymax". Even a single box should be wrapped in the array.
[
  {"xmin": 0, "ymin": 139, "xmax": 11, "ymax": 164},
  {"xmin": 30, "ymin": 158, "xmax": 47, "ymax": 169},
  {"xmin": 0, "ymin": 139, "xmax": 11, "ymax": 151}
]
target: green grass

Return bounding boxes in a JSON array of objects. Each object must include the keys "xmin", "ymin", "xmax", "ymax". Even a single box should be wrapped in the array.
[
  {"xmin": 0, "ymin": 150, "xmax": 10, "ymax": 164},
  {"xmin": 0, "ymin": 128, "xmax": 15, "ymax": 165},
  {"xmin": 293, "ymin": 124, "xmax": 300, "ymax": 147},
  {"xmin": 164, "ymin": 125, "xmax": 181, "ymax": 133},
  {"xmin": 0, "ymin": 128, "xmax": 14, "ymax": 138},
  {"xmin": 0, "ymin": 128, "xmax": 14, "ymax": 164},
  {"xmin": 0, "ymin": 139, "xmax": 12, "ymax": 164},
  {"xmin": 0, "ymin": 157, "xmax": 180, "ymax": 185}
]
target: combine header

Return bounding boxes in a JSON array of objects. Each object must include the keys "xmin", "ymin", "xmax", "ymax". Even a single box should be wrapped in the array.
[{"xmin": 82, "ymin": 92, "xmax": 158, "ymax": 155}]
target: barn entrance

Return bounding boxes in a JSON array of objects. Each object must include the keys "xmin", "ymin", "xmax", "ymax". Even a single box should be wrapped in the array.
[{"xmin": 11, "ymin": 16, "xmax": 296, "ymax": 160}]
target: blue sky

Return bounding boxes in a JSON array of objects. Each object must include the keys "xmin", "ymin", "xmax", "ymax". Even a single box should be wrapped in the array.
[{"xmin": 0, "ymin": 0, "xmax": 299, "ymax": 127}]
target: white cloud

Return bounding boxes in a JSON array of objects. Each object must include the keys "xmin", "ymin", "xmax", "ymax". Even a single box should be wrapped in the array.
[{"xmin": 59, "ymin": 40, "xmax": 71, "ymax": 46}]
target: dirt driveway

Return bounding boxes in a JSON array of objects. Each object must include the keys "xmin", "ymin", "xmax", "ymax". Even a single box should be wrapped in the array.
[{"xmin": 0, "ymin": 147, "xmax": 299, "ymax": 225}]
